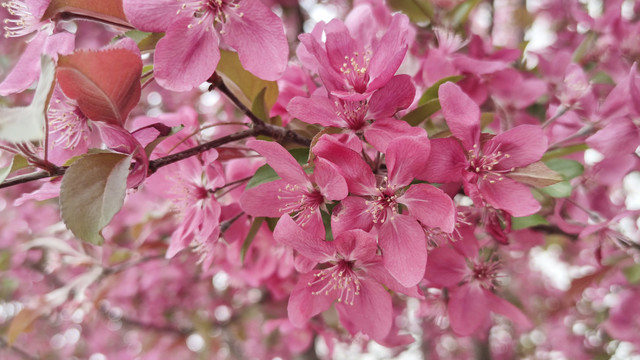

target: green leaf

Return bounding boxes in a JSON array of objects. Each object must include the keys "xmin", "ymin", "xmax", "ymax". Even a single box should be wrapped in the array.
[
  {"xmin": 241, "ymin": 217, "xmax": 264, "ymax": 264},
  {"xmin": 251, "ymin": 87, "xmax": 269, "ymax": 122},
  {"xmin": 541, "ymin": 143, "xmax": 589, "ymax": 161},
  {"xmin": 623, "ymin": 264, "xmax": 640, "ymax": 284},
  {"xmin": 60, "ymin": 152, "xmax": 132, "ymax": 245},
  {"xmin": 544, "ymin": 158, "xmax": 584, "ymax": 180},
  {"xmin": 137, "ymin": 32, "xmax": 164, "ymax": 52},
  {"xmin": 216, "ymin": 50, "xmax": 279, "ymax": 111},
  {"xmin": 402, "ymin": 98, "xmax": 441, "ymax": 126},
  {"xmin": 246, "ymin": 148, "xmax": 311, "ymax": 189},
  {"xmin": 10, "ymin": 155, "xmax": 29, "ymax": 172},
  {"xmin": 512, "ymin": 214, "xmax": 549, "ymax": 230},
  {"xmin": 540, "ymin": 180, "xmax": 572, "ymax": 198},
  {"xmin": 124, "ymin": 30, "xmax": 150, "ymax": 43},
  {"xmin": 419, "ymin": 75, "xmax": 465, "ymax": 105},
  {"xmin": 387, "ymin": 0, "xmax": 434, "ymax": 23},
  {"xmin": 451, "ymin": 0, "xmax": 482, "ymax": 28}
]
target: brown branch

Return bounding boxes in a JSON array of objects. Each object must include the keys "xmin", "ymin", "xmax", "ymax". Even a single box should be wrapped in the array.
[
  {"xmin": 0, "ymin": 169, "xmax": 62, "ymax": 189},
  {"xmin": 99, "ymin": 305, "xmax": 193, "ymax": 336},
  {"xmin": 147, "ymin": 128, "xmax": 256, "ymax": 173},
  {"xmin": 1, "ymin": 78, "xmax": 311, "ymax": 188},
  {"xmin": 209, "ymin": 74, "xmax": 311, "ymax": 147}
]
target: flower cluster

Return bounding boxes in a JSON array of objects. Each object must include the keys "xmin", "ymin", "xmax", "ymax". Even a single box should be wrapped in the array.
[{"xmin": 0, "ymin": 0, "xmax": 639, "ymax": 359}]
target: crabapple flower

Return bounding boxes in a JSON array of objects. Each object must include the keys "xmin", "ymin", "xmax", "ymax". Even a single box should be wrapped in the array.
[
  {"xmin": 0, "ymin": 0, "xmax": 74, "ymax": 95},
  {"xmin": 145, "ymin": 127, "xmax": 225, "ymax": 260},
  {"xmin": 425, "ymin": 239, "xmax": 532, "ymax": 336},
  {"xmin": 422, "ymin": 82, "xmax": 547, "ymax": 217},
  {"xmin": 239, "ymin": 139, "xmax": 347, "ymax": 239},
  {"xmin": 314, "ymin": 135, "xmax": 456, "ymax": 287},
  {"xmin": 288, "ymin": 74, "xmax": 424, "ymax": 152},
  {"xmin": 123, "ymin": 0, "xmax": 288, "ymax": 91},
  {"xmin": 298, "ymin": 11, "xmax": 409, "ymax": 100},
  {"xmin": 274, "ymin": 214, "xmax": 421, "ymax": 342},
  {"xmin": 46, "ymin": 84, "xmax": 95, "ymax": 165}
]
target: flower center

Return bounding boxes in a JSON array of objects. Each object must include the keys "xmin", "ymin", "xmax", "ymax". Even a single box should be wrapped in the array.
[
  {"xmin": 339, "ymin": 50, "xmax": 372, "ymax": 93},
  {"xmin": 308, "ymin": 260, "xmax": 360, "ymax": 305},
  {"xmin": 365, "ymin": 187, "xmax": 399, "ymax": 224},
  {"xmin": 334, "ymin": 99, "xmax": 368, "ymax": 131},
  {"xmin": 2, "ymin": 0, "xmax": 44, "ymax": 38},
  {"xmin": 277, "ymin": 184, "xmax": 324, "ymax": 227},
  {"xmin": 48, "ymin": 96, "xmax": 91, "ymax": 150},
  {"xmin": 467, "ymin": 144, "xmax": 513, "ymax": 183},
  {"xmin": 178, "ymin": 0, "xmax": 240, "ymax": 32},
  {"xmin": 470, "ymin": 257, "xmax": 501, "ymax": 290}
]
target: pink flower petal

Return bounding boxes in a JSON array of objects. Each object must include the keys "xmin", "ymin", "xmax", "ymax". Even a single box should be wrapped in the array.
[
  {"xmin": 288, "ymin": 272, "xmax": 335, "ymax": 327},
  {"xmin": 364, "ymin": 118, "xmax": 428, "ymax": 153},
  {"xmin": 336, "ymin": 278, "xmax": 392, "ymax": 341},
  {"xmin": 331, "ymin": 196, "xmax": 375, "ymax": 237},
  {"xmin": 334, "ymin": 229, "xmax": 378, "ymax": 263},
  {"xmin": 44, "ymin": 31, "xmax": 75, "ymax": 59},
  {"xmin": 0, "ymin": 31, "xmax": 48, "ymax": 96},
  {"xmin": 123, "ymin": 0, "xmax": 182, "ymax": 32},
  {"xmin": 480, "ymin": 177, "xmax": 541, "ymax": 217},
  {"xmin": 273, "ymin": 215, "xmax": 335, "ymax": 263},
  {"xmin": 248, "ymin": 140, "xmax": 311, "ymax": 187},
  {"xmin": 485, "ymin": 125, "xmax": 547, "ymax": 170},
  {"xmin": 324, "ymin": 20, "xmax": 360, "ymax": 78},
  {"xmin": 448, "ymin": 284, "xmax": 489, "ymax": 336},
  {"xmin": 313, "ymin": 136, "xmax": 377, "ymax": 196},
  {"xmin": 378, "ymin": 214, "xmax": 427, "ymax": 287},
  {"xmin": 367, "ymin": 13, "xmax": 409, "ymax": 91},
  {"xmin": 239, "ymin": 180, "xmax": 290, "ymax": 218},
  {"xmin": 486, "ymin": 291, "xmax": 532, "ymax": 329},
  {"xmin": 399, "ymin": 184, "xmax": 456, "ymax": 233},
  {"xmin": 154, "ymin": 18, "xmax": 220, "ymax": 91},
  {"xmin": 419, "ymin": 137, "xmax": 467, "ymax": 183},
  {"xmin": 438, "ymin": 82, "xmax": 481, "ymax": 150},
  {"xmin": 167, "ymin": 206, "xmax": 201, "ymax": 258},
  {"xmin": 367, "ymin": 74, "xmax": 415, "ymax": 119},
  {"xmin": 424, "ymin": 247, "xmax": 468, "ymax": 287},
  {"xmin": 313, "ymin": 158, "xmax": 348, "ymax": 201},
  {"xmin": 586, "ymin": 117, "xmax": 640, "ymax": 157},
  {"xmin": 367, "ymin": 262, "xmax": 423, "ymax": 298},
  {"xmin": 287, "ymin": 95, "xmax": 345, "ymax": 127},
  {"xmin": 223, "ymin": 0, "xmax": 288, "ymax": 81},
  {"xmin": 386, "ymin": 136, "xmax": 430, "ymax": 189}
]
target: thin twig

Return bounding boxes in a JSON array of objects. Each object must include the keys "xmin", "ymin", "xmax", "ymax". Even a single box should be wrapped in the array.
[
  {"xmin": 0, "ymin": 168, "xmax": 65, "ymax": 189},
  {"xmin": 1, "ymin": 76, "xmax": 311, "ymax": 190},
  {"xmin": 98, "ymin": 305, "xmax": 193, "ymax": 335},
  {"xmin": 147, "ymin": 128, "xmax": 256, "ymax": 173}
]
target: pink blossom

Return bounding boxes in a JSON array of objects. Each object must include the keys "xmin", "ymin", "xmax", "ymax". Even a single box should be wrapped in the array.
[
  {"xmin": 422, "ymin": 82, "xmax": 547, "ymax": 217},
  {"xmin": 288, "ymin": 74, "xmax": 424, "ymax": 152},
  {"xmin": 0, "ymin": 0, "xmax": 75, "ymax": 95},
  {"xmin": 274, "ymin": 214, "xmax": 421, "ymax": 342},
  {"xmin": 123, "ymin": 0, "xmax": 288, "ymax": 91},
  {"xmin": 314, "ymin": 135, "xmax": 456, "ymax": 287},
  {"xmin": 425, "ymin": 240, "xmax": 532, "ymax": 336},
  {"xmin": 298, "ymin": 11, "xmax": 410, "ymax": 100},
  {"xmin": 239, "ymin": 139, "xmax": 347, "ymax": 239}
]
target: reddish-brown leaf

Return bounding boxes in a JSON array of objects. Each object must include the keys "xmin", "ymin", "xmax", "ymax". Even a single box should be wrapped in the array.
[
  {"xmin": 57, "ymin": 49, "xmax": 142, "ymax": 126},
  {"xmin": 41, "ymin": 0, "xmax": 130, "ymax": 28}
]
